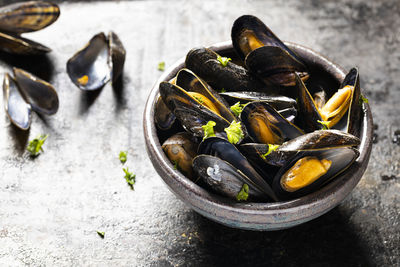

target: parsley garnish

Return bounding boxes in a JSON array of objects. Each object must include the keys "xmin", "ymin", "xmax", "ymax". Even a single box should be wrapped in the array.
[
  {"xmin": 202, "ymin": 121, "xmax": 216, "ymax": 140},
  {"xmin": 119, "ymin": 151, "xmax": 127, "ymax": 164},
  {"xmin": 261, "ymin": 144, "xmax": 280, "ymax": 159},
  {"xmin": 317, "ymin": 120, "xmax": 330, "ymax": 130},
  {"xmin": 172, "ymin": 160, "xmax": 180, "ymax": 170},
  {"xmin": 224, "ymin": 120, "xmax": 244, "ymax": 144},
  {"xmin": 230, "ymin": 102, "xmax": 245, "ymax": 116},
  {"xmin": 217, "ymin": 55, "xmax": 231, "ymax": 67},
  {"xmin": 193, "ymin": 95, "xmax": 204, "ymax": 104},
  {"xmin": 236, "ymin": 184, "xmax": 249, "ymax": 201},
  {"xmin": 27, "ymin": 134, "xmax": 48, "ymax": 157},
  {"xmin": 97, "ymin": 231, "xmax": 105, "ymax": 238},
  {"xmin": 123, "ymin": 167, "xmax": 136, "ymax": 189},
  {"xmin": 359, "ymin": 94, "xmax": 369, "ymax": 105},
  {"xmin": 219, "ymin": 88, "xmax": 226, "ymax": 93},
  {"xmin": 158, "ymin": 61, "xmax": 165, "ymax": 71}
]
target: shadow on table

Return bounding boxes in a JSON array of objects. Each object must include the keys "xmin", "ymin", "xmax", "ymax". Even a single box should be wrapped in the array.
[
  {"xmin": 8, "ymin": 124, "xmax": 30, "ymax": 156},
  {"xmin": 173, "ymin": 208, "xmax": 376, "ymax": 267}
]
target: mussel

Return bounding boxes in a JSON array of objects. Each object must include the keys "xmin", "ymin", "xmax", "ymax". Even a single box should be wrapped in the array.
[
  {"xmin": 231, "ymin": 15, "xmax": 309, "ymax": 87},
  {"xmin": 159, "ymin": 68, "xmax": 246, "ymax": 141},
  {"xmin": 0, "ymin": 1, "xmax": 60, "ymax": 54},
  {"xmin": 196, "ymin": 137, "xmax": 278, "ymax": 201},
  {"xmin": 67, "ymin": 31, "xmax": 126, "ymax": 90},
  {"xmin": 3, "ymin": 67, "xmax": 59, "ymax": 130}
]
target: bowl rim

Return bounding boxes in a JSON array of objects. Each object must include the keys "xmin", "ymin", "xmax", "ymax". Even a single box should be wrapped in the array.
[{"xmin": 143, "ymin": 41, "xmax": 373, "ymax": 230}]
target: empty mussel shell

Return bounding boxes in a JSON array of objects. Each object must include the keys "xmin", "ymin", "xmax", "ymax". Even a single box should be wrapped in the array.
[
  {"xmin": 193, "ymin": 155, "xmax": 268, "ymax": 201},
  {"xmin": 0, "ymin": 31, "xmax": 51, "ymax": 54},
  {"xmin": 67, "ymin": 31, "xmax": 125, "ymax": 90},
  {"xmin": 13, "ymin": 67, "xmax": 58, "ymax": 115},
  {"xmin": 272, "ymin": 147, "xmax": 359, "ymax": 199},
  {"xmin": 3, "ymin": 73, "xmax": 32, "ymax": 130}
]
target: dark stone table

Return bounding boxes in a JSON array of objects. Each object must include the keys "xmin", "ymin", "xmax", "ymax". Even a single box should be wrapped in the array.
[{"xmin": 0, "ymin": 0, "xmax": 398, "ymax": 266}]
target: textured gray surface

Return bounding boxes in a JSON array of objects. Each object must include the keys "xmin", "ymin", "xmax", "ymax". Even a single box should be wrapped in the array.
[{"xmin": 0, "ymin": 0, "xmax": 399, "ymax": 266}]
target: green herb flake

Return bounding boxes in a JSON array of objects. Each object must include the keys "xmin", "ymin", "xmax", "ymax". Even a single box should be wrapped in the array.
[
  {"xmin": 123, "ymin": 167, "xmax": 136, "ymax": 189},
  {"xmin": 193, "ymin": 95, "xmax": 204, "ymax": 104},
  {"xmin": 230, "ymin": 102, "xmax": 245, "ymax": 116},
  {"xmin": 158, "ymin": 61, "xmax": 165, "ymax": 71},
  {"xmin": 224, "ymin": 120, "xmax": 244, "ymax": 144},
  {"xmin": 217, "ymin": 55, "xmax": 231, "ymax": 67},
  {"xmin": 317, "ymin": 120, "xmax": 330, "ymax": 130},
  {"xmin": 261, "ymin": 144, "xmax": 280, "ymax": 159},
  {"xmin": 202, "ymin": 121, "xmax": 216, "ymax": 140},
  {"xmin": 236, "ymin": 184, "xmax": 249, "ymax": 201},
  {"xmin": 359, "ymin": 94, "xmax": 369, "ymax": 105},
  {"xmin": 119, "ymin": 151, "xmax": 127, "ymax": 164},
  {"xmin": 27, "ymin": 134, "xmax": 48, "ymax": 157},
  {"xmin": 219, "ymin": 88, "xmax": 226, "ymax": 93},
  {"xmin": 97, "ymin": 231, "xmax": 105, "ymax": 238},
  {"xmin": 172, "ymin": 160, "xmax": 180, "ymax": 170}
]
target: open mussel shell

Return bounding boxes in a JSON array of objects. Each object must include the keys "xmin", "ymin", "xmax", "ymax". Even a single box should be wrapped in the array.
[
  {"xmin": 3, "ymin": 73, "xmax": 32, "ymax": 130},
  {"xmin": 108, "ymin": 31, "xmax": 126, "ymax": 83},
  {"xmin": 0, "ymin": 1, "xmax": 60, "ymax": 34},
  {"xmin": 193, "ymin": 155, "xmax": 268, "ymax": 201},
  {"xmin": 13, "ymin": 67, "xmax": 58, "ymax": 115},
  {"xmin": 185, "ymin": 47, "xmax": 273, "ymax": 93},
  {"xmin": 155, "ymin": 96, "xmax": 176, "ymax": 130},
  {"xmin": 159, "ymin": 81, "xmax": 231, "ymax": 137},
  {"xmin": 67, "ymin": 32, "xmax": 111, "ymax": 90},
  {"xmin": 162, "ymin": 132, "xmax": 198, "ymax": 180},
  {"xmin": 198, "ymin": 137, "xmax": 278, "ymax": 201},
  {"xmin": 220, "ymin": 91, "xmax": 296, "ymax": 109},
  {"xmin": 240, "ymin": 101, "xmax": 303, "ymax": 145},
  {"xmin": 240, "ymin": 143, "xmax": 295, "ymax": 168},
  {"xmin": 272, "ymin": 147, "xmax": 359, "ymax": 200},
  {"xmin": 0, "ymin": 31, "xmax": 51, "ymax": 54}
]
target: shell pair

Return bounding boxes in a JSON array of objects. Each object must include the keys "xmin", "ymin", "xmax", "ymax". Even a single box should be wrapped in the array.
[{"xmin": 3, "ymin": 68, "xmax": 59, "ymax": 130}]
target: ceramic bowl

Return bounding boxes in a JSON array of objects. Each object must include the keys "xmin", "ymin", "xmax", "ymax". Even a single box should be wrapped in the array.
[{"xmin": 143, "ymin": 41, "xmax": 373, "ymax": 231}]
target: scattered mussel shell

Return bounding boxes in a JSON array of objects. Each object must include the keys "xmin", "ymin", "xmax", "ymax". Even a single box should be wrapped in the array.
[
  {"xmin": 272, "ymin": 147, "xmax": 359, "ymax": 199},
  {"xmin": 198, "ymin": 137, "xmax": 278, "ymax": 201},
  {"xmin": 0, "ymin": 1, "xmax": 60, "ymax": 54},
  {"xmin": 231, "ymin": 15, "xmax": 308, "ymax": 86},
  {"xmin": 162, "ymin": 132, "xmax": 198, "ymax": 180},
  {"xmin": 185, "ymin": 47, "xmax": 273, "ymax": 93},
  {"xmin": 240, "ymin": 101, "xmax": 303, "ymax": 145},
  {"xmin": 67, "ymin": 31, "xmax": 126, "ymax": 90},
  {"xmin": 193, "ymin": 155, "xmax": 268, "ymax": 201},
  {"xmin": 2, "ymin": 67, "xmax": 59, "ymax": 130}
]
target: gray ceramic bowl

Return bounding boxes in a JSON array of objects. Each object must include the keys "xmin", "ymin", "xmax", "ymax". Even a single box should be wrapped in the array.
[{"xmin": 143, "ymin": 41, "xmax": 373, "ymax": 231}]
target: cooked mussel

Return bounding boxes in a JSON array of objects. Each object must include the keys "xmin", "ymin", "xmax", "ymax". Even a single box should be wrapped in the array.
[
  {"xmin": 67, "ymin": 31, "xmax": 126, "ymax": 90},
  {"xmin": 193, "ymin": 154, "xmax": 268, "ymax": 201},
  {"xmin": 185, "ymin": 47, "xmax": 274, "ymax": 93},
  {"xmin": 272, "ymin": 147, "xmax": 359, "ymax": 199},
  {"xmin": 231, "ymin": 15, "xmax": 308, "ymax": 86},
  {"xmin": 2, "ymin": 67, "xmax": 59, "ymax": 130},
  {"xmin": 162, "ymin": 132, "xmax": 198, "ymax": 180},
  {"xmin": 198, "ymin": 137, "xmax": 278, "ymax": 201},
  {"xmin": 0, "ymin": 1, "xmax": 59, "ymax": 54},
  {"xmin": 155, "ymin": 96, "xmax": 176, "ymax": 131},
  {"xmin": 240, "ymin": 101, "xmax": 303, "ymax": 145}
]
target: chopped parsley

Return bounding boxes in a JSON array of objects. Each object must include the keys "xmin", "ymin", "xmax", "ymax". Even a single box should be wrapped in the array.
[
  {"xmin": 193, "ymin": 95, "xmax": 204, "ymax": 104},
  {"xmin": 119, "ymin": 151, "xmax": 127, "ymax": 164},
  {"xmin": 217, "ymin": 55, "xmax": 231, "ymax": 67},
  {"xmin": 359, "ymin": 94, "xmax": 369, "ymax": 105},
  {"xmin": 219, "ymin": 88, "xmax": 226, "ymax": 93},
  {"xmin": 27, "ymin": 134, "xmax": 48, "ymax": 157},
  {"xmin": 202, "ymin": 121, "xmax": 216, "ymax": 140},
  {"xmin": 158, "ymin": 61, "xmax": 165, "ymax": 71},
  {"xmin": 123, "ymin": 167, "xmax": 136, "ymax": 189},
  {"xmin": 236, "ymin": 184, "xmax": 249, "ymax": 201},
  {"xmin": 172, "ymin": 159, "xmax": 180, "ymax": 170},
  {"xmin": 224, "ymin": 120, "xmax": 244, "ymax": 144},
  {"xmin": 317, "ymin": 120, "xmax": 330, "ymax": 130},
  {"xmin": 97, "ymin": 231, "xmax": 105, "ymax": 238},
  {"xmin": 261, "ymin": 144, "xmax": 280, "ymax": 159},
  {"xmin": 230, "ymin": 102, "xmax": 245, "ymax": 116}
]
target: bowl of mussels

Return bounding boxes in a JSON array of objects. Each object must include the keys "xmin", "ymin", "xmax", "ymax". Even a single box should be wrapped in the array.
[{"xmin": 144, "ymin": 15, "xmax": 373, "ymax": 230}]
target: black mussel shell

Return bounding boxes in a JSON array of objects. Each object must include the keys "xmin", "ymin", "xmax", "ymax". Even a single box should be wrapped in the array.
[
  {"xmin": 185, "ymin": 47, "xmax": 274, "ymax": 93},
  {"xmin": 67, "ymin": 32, "xmax": 111, "ymax": 90},
  {"xmin": 13, "ymin": 67, "xmax": 58, "ymax": 115},
  {"xmin": 155, "ymin": 96, "xmax": 176, "ymax": 131},
  {"xmin": 272, "ymin": 147, "xmax": 359, "ymax": 199},
  {"xmin": 162, "ymin": 132, "xmax": 198, "ymax": 180},
  {"xmin": 0, "ymin": 31, "xmax": 51, "ymax": 54},
  {"xmin": 3, "ymin": 73, "xmax": 32, "ymax": 130},
  {"xmin": 220, "ymin": 91, "xmax": 296, "ymax": 109},
  {"xmin": 313, "ymin": 90, "xmax": 326, "ymax": 110},
  {"xmin": 193, "ymin": 155, "xmax": 268, "ymax": 201},
  {"xmin": 240, "ymin": 143, "xmax": 296, "ymax": 168},
  {"xmin": 0, "ymin": 1, "xmax": 60, "ymax": 34},
  {"xmin": 240, "ymin": 101, "xmax": 303, "ymax": 145},
  {"xmin": 108, "ymin": 31, "xmax": 126, "ymax": 83},
  {"xmin": 198, "ymin": 137, "xmax": 278, "ymax": 201}
]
